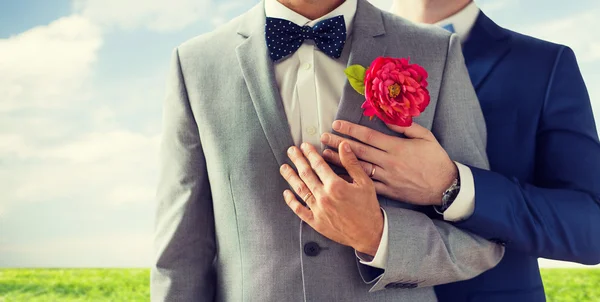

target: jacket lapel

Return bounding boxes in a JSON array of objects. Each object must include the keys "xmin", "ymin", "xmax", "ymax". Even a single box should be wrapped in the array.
[
  {"xmin": 235, "ymin": 0, "xmax": 389, "ymax": 166},
  {"xmin": 335, "ymin": 0, "xmax": 387, "ymax": 126},
  {"xmin": 463, "ymin": 12, "xmax": 512, "ymax": 90},
  {"xmin": 236, "ymin": 2, "xmax": 295, "ymax": 167}
]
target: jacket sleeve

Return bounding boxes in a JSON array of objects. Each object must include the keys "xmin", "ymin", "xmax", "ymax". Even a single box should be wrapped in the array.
[
  {"xmin": 151, "ymin": 48, "xmax": 217, "ymax": 301},
  {"xmin": 359, "ymin": 34, "xmax": 504, "ymax": 292},
  {"xmin": 456, "ymin": 46, "xmax": 600, "ymax": 265}
]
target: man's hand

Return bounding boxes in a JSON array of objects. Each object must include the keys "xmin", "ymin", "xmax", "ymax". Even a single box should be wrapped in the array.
[
  {"xmin": 280, "ymin": 141, "xmax": 384, "ymax": 256},
  {"xmin": 321, "ymin": 120, "xmax": 458, "ymax": 206}
]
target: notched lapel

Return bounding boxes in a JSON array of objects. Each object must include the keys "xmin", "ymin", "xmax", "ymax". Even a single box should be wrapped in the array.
[
  {"xmin": 234, "ymin": 0, "xmax": 391, "ymax": 167},
  {"xmin": 328, "ymin": 0, "xmax": 390, "ymax": 176},
  {"xmin": 236, "ymin": 3, "xmax": 295, "ymax": 167},
  {"xmin": 463, "ymin": 12, "xmax": 512, "ymax": 89},
  {"xmin": 335, "ymin": 0, "xmax": 387, "ymax": 127}
]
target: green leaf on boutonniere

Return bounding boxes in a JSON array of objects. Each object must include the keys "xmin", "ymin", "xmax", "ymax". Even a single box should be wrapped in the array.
[{"xmin": 344, "ymin": 65, "xmax": 366, "ymax": 96}]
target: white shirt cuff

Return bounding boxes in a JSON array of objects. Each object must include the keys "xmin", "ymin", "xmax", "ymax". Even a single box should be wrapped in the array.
[
  {"xmin": 355, "ymin": 208, "xmax": 388, "ymax": 269},
  {"xmin": 443, "ymin": 162, "xmax": 476, "ymax": 222}
]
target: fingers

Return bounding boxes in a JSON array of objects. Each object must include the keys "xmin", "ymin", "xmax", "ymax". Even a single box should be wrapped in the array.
[
  {"xmin": 323, "ymin": 149, "xmax": 384, "ymax": 182},
  {"xmin": 338, "ymin": 141, "xmax": 370, "ymax": 185},
  {"xmin": 280, "ymin": 164, "xmax": 316, "ymax": 207},
  {"xmin": 286, "ymin": 146, "xmax": 322, "ymax": 193},
  {"xmin": 321, "ymin": 133, "xmax": 387, "ymax": 165},
  {"xmin": 385, "ymin": 122, "xmax": 434, "ymax": 141},
  {"xmin": 300, "ymin": 143, "xmax": 337, "ymax": 183},
  {"xmin": 322, "ymin": 149, "xmax": 344, "ymax": 167},
  {"xmin": 332, "ymin": 120, "xmax": 394, "ymax": 151},
  {"xmin": 373, "ymin": 182, "xmax": 395, "ymax": 199},
  {"xmin": 284, "ymin": 190, "xmax": 314, "ymax": 223}
]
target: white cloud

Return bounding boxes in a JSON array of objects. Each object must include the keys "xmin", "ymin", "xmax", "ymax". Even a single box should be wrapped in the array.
[
  {"xmin": 519, "ymin": 10, "xmax": 600, "ymax": 63},
  {"xmin": 0, "ymin": 233, "xmax": 153, "ymax": 267},
  {"xmin": 476, "ymin": 0, "xmax": 519, "ymax": 13},
  {"xmin": 91, "ymin": 106, "xmax": 119, "ymax": 129},
  {"xmin": 0, "ymin": 129, "xmax": 160, "ymax": 212},
  {"xmin": 210, "ymin": 2, "xmax": 250, "ymax": 27},
  {"xmin": 539, "ymin": 258, "xmax": 600, "ymax": 269},
  {"xmin": 0, "ymin": 0, "xmax": 247, "ymax": 267},
  {"xmin": 368, "ymin": 0, "xmax": 393, "ymax": 10},
  {"xmin": 74, "ymin": 0, "xmax": 214, "ymax": 32},
  {"xmin": 42, "ymin": 130, "xmax": 159, "ymax": 163},
  {"xmin": 370, "ymin": 0, "xmax": 519, "ymax": 16},
  {"xmin": 0, "ymin": 15, "xmax": 102, "ymax": 113},
  {"xmin": 0, "ymin": 113, "xmax": 77, "ymax": 143},
  {"xmin": 0, "ymin": 134, "xmax": 32, "ymax": 160},
  {"xmin": 107, "ymin": 186, "xmax": 157, "ymax": 206}
]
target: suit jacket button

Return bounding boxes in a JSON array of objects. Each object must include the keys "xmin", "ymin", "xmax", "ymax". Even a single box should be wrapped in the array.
[{"xmin": 303, "ymin": 242, "xmax": 321, "ymax": 257}]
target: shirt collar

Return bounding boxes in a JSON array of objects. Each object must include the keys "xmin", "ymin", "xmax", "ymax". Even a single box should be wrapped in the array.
[
  {"xmin": 264, "ymin": 0, "xmax": 357, "ymax": 36},
  {"xmin": 435, "ymin": 1, "xmax": 480, "ymax": 42}
]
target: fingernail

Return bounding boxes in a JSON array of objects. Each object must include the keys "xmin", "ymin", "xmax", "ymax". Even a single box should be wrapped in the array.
[
  {"xmin": 343, "ymin": 143, "xmax": 351, "ymax": 153},
  {"xmin": 288, "ymin": 147, "xmax": 295, "ymax": 154},
  {"xmin": 320, "ymin": 133, "xmax": 330, "ymax": 143},
  {"xmin": 332, "ymin": 121, "xmax": 341, "ymax": 131},
  {"xmin": 301, "ymin": 143, "xmax": 308, "ymax": 150}
]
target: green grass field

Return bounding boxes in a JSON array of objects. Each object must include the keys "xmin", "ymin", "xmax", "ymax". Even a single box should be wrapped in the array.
[{"xmin": 0, "ymin": 268, "xmax": 599, "ymax": 301}]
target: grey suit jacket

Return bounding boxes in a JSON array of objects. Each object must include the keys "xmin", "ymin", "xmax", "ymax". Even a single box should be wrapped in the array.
[{"xmin": 152, "ymin": 1, "xmax": 504, "ymax": 301}]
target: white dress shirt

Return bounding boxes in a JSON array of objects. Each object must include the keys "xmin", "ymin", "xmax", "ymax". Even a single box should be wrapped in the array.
[
  {"xmin": 267, "ymin": 0, "xmax": 479, "ymax": 270},
  {"xmin": 436, "ymin": 1, "xmax": 480, "ymax": 43},
  {"xmin": 266, "ymin": 0, "xmax": 357, "ymax": 152}
]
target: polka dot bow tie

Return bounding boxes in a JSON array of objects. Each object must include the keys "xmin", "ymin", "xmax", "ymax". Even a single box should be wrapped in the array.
[{"xmin": 265, "ymin": 15, "xmax": 347, "ymax": 62}]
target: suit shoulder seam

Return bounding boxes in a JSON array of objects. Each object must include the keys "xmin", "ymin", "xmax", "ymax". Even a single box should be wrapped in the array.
[{"xmin": 540, "ymin": 46, "xmax": 566, "ymax": 121}]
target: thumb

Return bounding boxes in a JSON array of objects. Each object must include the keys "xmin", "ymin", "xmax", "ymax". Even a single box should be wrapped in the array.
[
  {"xmin": 386, "ymin": 122, "xmax": 433, "ymax": 140},
  {"xmin": 339, "ymin": 141, "xmax": 368, "ymax": 183}
]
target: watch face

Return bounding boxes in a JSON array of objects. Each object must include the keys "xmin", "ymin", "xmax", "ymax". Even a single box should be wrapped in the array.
[{"xmin": 441, "ymin": 179, "xmax": 461, "ymax": 210}]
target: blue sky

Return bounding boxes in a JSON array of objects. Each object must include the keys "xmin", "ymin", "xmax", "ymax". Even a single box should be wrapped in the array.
[{"xmin": 0, "ymin": 0, "xmax": 598, "ymax": 268}]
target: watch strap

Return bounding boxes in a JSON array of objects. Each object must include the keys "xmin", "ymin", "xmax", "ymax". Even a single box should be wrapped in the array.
[{"xmin": 434, "ymin": 176, "xmax": 461, "ymax": 215}]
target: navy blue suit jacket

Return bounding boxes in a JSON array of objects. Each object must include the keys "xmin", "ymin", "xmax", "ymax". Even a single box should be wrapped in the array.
[{"xmin": 435, "ymin": 12, "xmax": 600, "ymax": 302}]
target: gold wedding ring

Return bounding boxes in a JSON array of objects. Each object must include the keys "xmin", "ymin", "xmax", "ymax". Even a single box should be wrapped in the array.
[
  {"xmin": 369, "ymin": 165, "xmax": 376, "ymax": 178},
  {"xmin": 303, "ymin": 192, "xmax": 314, "ymax": 202}
]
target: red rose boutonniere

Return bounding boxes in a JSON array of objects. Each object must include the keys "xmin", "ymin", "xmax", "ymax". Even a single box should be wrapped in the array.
[{"xmin": 345, "ymin": 57, "xmax": 430, "ymax": 127}]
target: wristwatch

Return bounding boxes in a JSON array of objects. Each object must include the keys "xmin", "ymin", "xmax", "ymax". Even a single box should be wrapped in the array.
[{"xmin": 434, "ymin": 176, "xmax": 461, "ymax": 215}]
